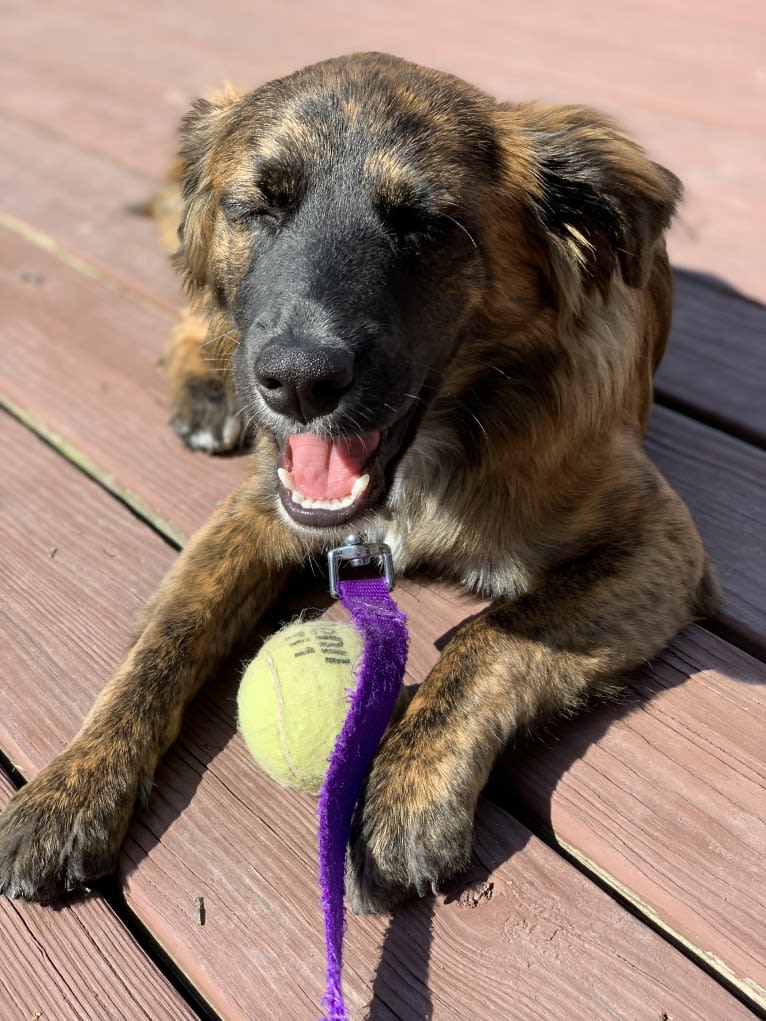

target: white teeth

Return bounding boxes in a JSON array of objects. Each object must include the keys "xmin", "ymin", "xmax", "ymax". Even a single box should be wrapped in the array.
[
  {"xmin": 291, "ymin": 492, "xmax": 357, "ymax": 511},
  {"xmin": 277, "ymin": 467, "xmax": 295, "ymax": 491},
  {"xmin": 276, "ymin": 467, "xmax": 370, "ymax": 512},
  {"xmin": 351, "ymin": 474, "xmax": 370, "ymax": 499}
]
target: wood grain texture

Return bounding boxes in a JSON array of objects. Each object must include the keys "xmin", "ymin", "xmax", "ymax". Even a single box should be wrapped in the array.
[
  {"xmin": 658, "ymin": 271, "xmax": 766, "ymax": 447},
  {"xmin": 0, "ymin": 0, "xmax": 763, "ymax": 299},
  {"xmin": 2, "ymin": 227, "xmax": 762, "ymax": 649},
  {"xmin": 0, "ymin": 409, "xmax": 755, "ymax": 1019},
  {"xmin": 0, "ymin": 772, "xmax": 201, "ymax": 1021},
  {"xmin": 0, "ymin": 226, "xmax": 244, "ymax": 544},
  {"xmin": 648, "ymin": 406, "xmax": 766, "ymax": 653},
  {"xmin": 1, "ymin": 116, "xmax": 764, "ymax": 460},
  {"xmin": 492, "ymin": 627, "xmax": 766, "ymax": 1008},
  {"xmin": 0, "ymin": 113, "xmax": 180, "ymax": 311},
  {"xmin": 0, "ymin": 413, "xmax": 176, "ymax": 774}
]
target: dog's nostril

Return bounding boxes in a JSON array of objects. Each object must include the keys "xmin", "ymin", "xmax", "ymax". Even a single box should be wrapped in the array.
[
  {"xmin": 315, "ymin": 364, "xmax": 354, "ymax": 395},
  {"xmin": 254, "ymin": 343, "xmax": 355, "ymax": 423},
  {"xmin": 310, "ymin": 375, "xmax": 350, "ymax": 408}
]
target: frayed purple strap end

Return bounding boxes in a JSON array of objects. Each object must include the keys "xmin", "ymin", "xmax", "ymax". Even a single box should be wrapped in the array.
[{"xmin": 317, "ymin": 578, "xmax": 408, "ymax": 1021}]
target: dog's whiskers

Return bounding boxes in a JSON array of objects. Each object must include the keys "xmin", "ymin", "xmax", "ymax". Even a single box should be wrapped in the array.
[
  {"xmin": 445, "ymin": 215, "xmax": 478, "ymax": 249},
  {"xmin": 200, "ymin": 328, "xmax": 238, "ymax": 351}
]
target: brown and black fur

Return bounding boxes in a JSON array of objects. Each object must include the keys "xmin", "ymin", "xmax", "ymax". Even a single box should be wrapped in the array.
[{"xmin": 0, "ymin": 54, "xmax": 717, "ymax": 912}]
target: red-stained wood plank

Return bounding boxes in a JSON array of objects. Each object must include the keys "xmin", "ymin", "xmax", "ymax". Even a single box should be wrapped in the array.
[
  {"xmin": 15, "ymin": 0, "xmax": 766, "ymax": 132},
  {"xmin": 647, "ymin": 406, "xmax": 766, "ymax": 654},
  {"xmin": 0, "ymin": 772, "xmax": 201, "ymax": 1021},
  {"xmin": 0, "ymin": 0, "xmax": 763, "ymax": 299},
  {"xmin": 492, "ymin": 628, "xmax": 766, "ymax": 1009},
  {"xmin": 0, "ymin": 226, "xmax": 243, "ymax": 544},
  {"xmin": 0, "ymin": 406, "xmax": 756, "ymax": 1019},
  {"xmin": 2, "ymin": 117, "xmax": 763, "ymax": 456},
  {"xmin": 658, "ymin": 271, "xmax": 766, "ymax": 448},
  {"xmin": 0, "ymin": 418, "xmax": 176, "ymax": 773},
  {"xmin": 2, "ymin": 228, "xmax": 764, "ymax": 651},
  {"xmin": 0, "ymin": 113, "xmax": 181, "ymax": 312}
]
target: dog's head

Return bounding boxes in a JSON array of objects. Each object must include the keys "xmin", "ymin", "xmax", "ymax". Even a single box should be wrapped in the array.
[{"xmin": 175, "ymin": 53, "xmax": 680, "ymax": 532}]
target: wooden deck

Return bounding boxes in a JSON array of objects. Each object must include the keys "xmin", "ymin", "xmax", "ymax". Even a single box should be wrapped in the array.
[{"xmin": 1, "ymin": 1, "xmax": 764, "ymax": 1018}]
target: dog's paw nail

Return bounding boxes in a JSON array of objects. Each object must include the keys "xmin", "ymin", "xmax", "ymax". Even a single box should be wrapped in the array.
[
  {"xmin": 222, "ymin": 414, "xmax": 242, "ymax": 447},
  {"xmin": 186, "ymin": 428, "xmax": 217, "ymax": 452},
  {"xmin": 413, "ymin": 875, "xmax": 440, "ymax": 899},
  {"xmin": 169, "ymin": 376, "xmax": 244, "ymax": 455}
]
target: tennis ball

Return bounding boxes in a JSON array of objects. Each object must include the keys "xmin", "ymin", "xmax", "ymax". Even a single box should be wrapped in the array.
[{"xmin": 237, "ymin": 619, "xmax": 366, "ymax": 795}]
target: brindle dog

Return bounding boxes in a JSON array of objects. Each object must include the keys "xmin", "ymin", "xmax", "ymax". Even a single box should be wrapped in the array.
[{"xmin": 0, "ymin": 53, "xmax": 717, "ymax": 913}]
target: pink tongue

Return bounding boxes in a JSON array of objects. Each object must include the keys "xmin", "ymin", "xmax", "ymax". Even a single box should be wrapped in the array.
[{"xmin": 288, "ymin": 433, "xmax": 380, "ymax": 500}]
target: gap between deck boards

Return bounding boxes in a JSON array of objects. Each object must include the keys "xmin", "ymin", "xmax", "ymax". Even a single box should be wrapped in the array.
[
  {"xmin": 1, "ymin": 182, "xmax": 764, "ymax": 1014},
  {"xmin": 0, "ymin": 757, "xmax": 219, "ymax": 1021},
  {"xmin": 0, "ymin": 759, "xmax": 216, "ymax": 1021},
  {"xmin": 0, "ymin": 396, "xmax": 186, "ymax": 550},
  {"xmin": 0, "ymin": 209, "xmax": 177, "ymax": 320},
  {"xmin": 2, "ymin": 177, "xmax": 764, "ymax": 456},
  {"xmin": 510, "ymin": 807, "xmax": 766, "ymax": 1019},
  {"xmin": 2, "ymin": 208, "xmax": 764, "ymax": 582},
  {"xmin": 1, "ymin": 403, "xmax": 763, "ymax": 1015}
]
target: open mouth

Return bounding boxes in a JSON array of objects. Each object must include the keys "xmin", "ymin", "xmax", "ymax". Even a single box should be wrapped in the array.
[{"xmin": 275, "ymin": 404, "xmax": 418, "ymax": 528}]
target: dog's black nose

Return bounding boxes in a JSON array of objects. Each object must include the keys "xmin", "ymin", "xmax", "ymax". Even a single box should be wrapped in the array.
[{"xmin": 254, "ymin": 342, "xmax": 355, "ymax": 422}]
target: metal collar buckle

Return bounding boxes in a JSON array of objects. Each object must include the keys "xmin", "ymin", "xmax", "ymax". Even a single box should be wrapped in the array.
[{"xmin": 327, "ymin": 532, "xmax": 395, "ymax": 597}]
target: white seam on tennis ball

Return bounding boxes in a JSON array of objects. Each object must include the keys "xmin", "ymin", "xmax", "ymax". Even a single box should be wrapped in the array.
[{"xmin": 265, "ymin": 652, "xmax": 300, "ymax": 782}]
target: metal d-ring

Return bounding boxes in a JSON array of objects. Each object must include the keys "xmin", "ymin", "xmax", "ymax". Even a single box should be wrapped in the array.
[{"xmin": 326, "ymin": 532, "xmax": 395, "ymax": 597}]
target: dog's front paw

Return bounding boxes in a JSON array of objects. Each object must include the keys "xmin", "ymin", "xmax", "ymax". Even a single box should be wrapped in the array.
[
  {"xmin": 170, "ymin": 374, "xmax": 246, "ymax": 454},
  {"xmin": 0, "ymin": 751, "xmax": 140, "ymax": 903},
  {"xmin": 345, "ymin": 732, "xmax": 475, "ymax": 915}
]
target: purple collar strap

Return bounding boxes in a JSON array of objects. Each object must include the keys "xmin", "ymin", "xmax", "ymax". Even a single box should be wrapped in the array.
[{"xmin": 318, "ymin": 538, "xmax": 408, "ymax": 1021}]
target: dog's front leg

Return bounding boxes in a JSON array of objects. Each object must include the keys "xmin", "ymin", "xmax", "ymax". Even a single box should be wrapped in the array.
[
  {"xmin": 0, "ymin": 472, "xmax": 302, "ymax": 902},
  {"xmin": 347, "ymin": 501, "xmax": 716, "ymax": 914}
]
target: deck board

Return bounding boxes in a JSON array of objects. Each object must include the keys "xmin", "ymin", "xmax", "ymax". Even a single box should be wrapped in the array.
[
  {"xmin": 1, "ymin": 118, "xmax": 763, "ymax": 458},
  {"xmin": 658, "ymin": 272, "xmax": 766, "ymax": 448},
  {"xmin": 0, "ymin": 773, "xmax": 200, "ymax": 1021},
  {"xmin": 0, "ymin": 226, "xmax": 243, "ymax": 544},
  {"xmin": 0, "ymin": 112, "xmax": 180, "ymax": 311},
  {"xmin": 1, "ymin": 0, "xmax": 765, "ymax": 1015},
  {"xmin": 0, "ymin": 414, "xmax": 175, "ymax": 773},
  {"xmin": 647, "ymin": 406, "xmax": 766, "ymax": 653},
  {"xmin": 0, "ymin": 411, "xmax": 761, "ymax": 1017},
  {"xmin": 1, "ymin": 0, "xmax": 763, "ymax": 300},
  {"xmin": 494, "ymin": 628, "xmax": 766, "ymax": 1007},
  {"xmin": 2, "ymin": 226, "xmax": 763, "ymax": 649}
]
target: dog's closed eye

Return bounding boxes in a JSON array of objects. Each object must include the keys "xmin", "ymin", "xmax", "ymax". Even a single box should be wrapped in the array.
[
  {"xmin": 382, "ymin": 203, "xmax": 443, "ymax": 241},
  {"xmin": 220, "ymin": 189, "xmax": 295, "ymax": 228}
]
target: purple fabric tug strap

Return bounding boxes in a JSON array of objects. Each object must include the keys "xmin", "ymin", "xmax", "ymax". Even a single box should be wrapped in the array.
[{"xmin": 317, "ymin": 577, "xmax": 408, "ymax": 1021}]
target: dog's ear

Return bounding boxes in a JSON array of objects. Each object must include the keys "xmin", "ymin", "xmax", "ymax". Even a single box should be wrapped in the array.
[
  {"xmin": 498, "ymin": 104, "xmax": 681, "ymax": 311},
  {"xmin": 174, "ymin": 84, "xmax": 242, "ymax": 294}
]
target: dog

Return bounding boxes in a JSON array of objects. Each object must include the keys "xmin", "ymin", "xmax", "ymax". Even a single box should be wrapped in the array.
[{"xmin": 0, "ymin": 53, "xmax": 718, "ymax": 913}]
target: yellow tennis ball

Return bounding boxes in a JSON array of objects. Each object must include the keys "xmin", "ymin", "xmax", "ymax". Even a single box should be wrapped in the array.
[{"xmin": 237, "ymin": 619, "xmax": 365, "ymax": 795}]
